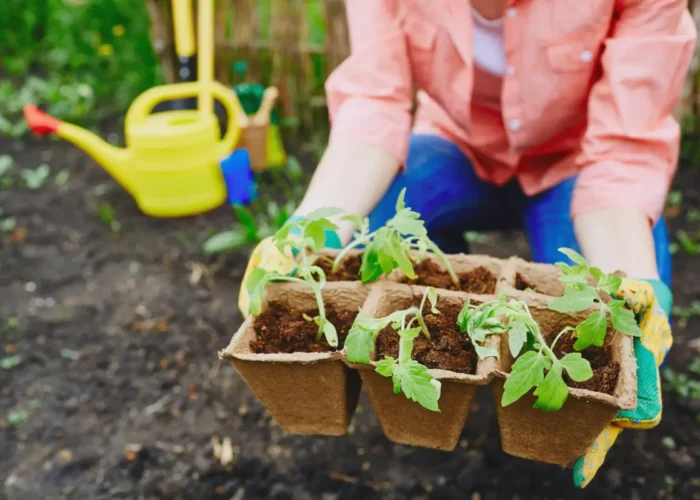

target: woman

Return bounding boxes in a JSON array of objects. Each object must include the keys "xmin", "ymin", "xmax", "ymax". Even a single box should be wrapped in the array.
[
  {"xmin": 241, "ymin": 0, "xmax": 694, "ymax": 487},
  {"xmin": 292, "ymin": 0, "xmax": 695, "ymax": 284}
]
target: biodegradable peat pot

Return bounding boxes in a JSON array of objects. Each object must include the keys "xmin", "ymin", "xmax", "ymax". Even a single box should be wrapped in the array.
[
  {"xmin": 491, "ymin": 293, "xmax": 637, "ymax": 466},
  {"xmin": 392, "ymin": 253, "xmax": 503, "ymax": 294},
  {"xmin": 345, "ymin": 282, "xmax": 495, "ymax": 451},
  {"xmin": 220, "ymin": 281, "xmax": 369, "ymax": 436}
]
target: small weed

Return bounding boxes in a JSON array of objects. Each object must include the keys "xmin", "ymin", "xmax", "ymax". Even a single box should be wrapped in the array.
[
  {"xmin": 7, "ymin": 410, "xmax": 29, "ymax": 426},
  {"xmin": 675, "ymin": 230, "xmax": 700, "ymax": 255},
  {"xmin": 663, "ymin": 360, "xmax": 700, "ymax": 399},
  {"xmin": 673, "ymin": 301, "xmax": 700, "ymax": 328},
  {"xmin": 60, "ymin": 348, "xmax": 79, "ymax": 361},
  {"xmin": 1, "ymin": 317, "xmax": 19, "ymax": 334},
  {"xmin": 667, "ymin": 190, "xmax": 683, "ymax": 208},
  {"xmin": 687, "ymin": 208, "xmax": 700, "ymax": 223},
  {"xmin": 0, "ymin": 154, "xmax": 14, "ymax": 188},
  {"xmin": 21, "ymin": 164, "xmax": 50, "ymax": 190},
  {"xmin": 55, "ymin": 169, "xmax": 70, "ymax": 186},
  {"xmin": 0, "ymin": 208, "xmax": 17, "ymax": 233},
  {"xmin": 464, "ymin": 231, "xmax": 490, "ymax": 244},
  {"xmin": 97, "ymin": 203, "xmax": 121, "ymax": 232},
  {"xmin": 0, "ymin": 355, "xmax": 22, "ymax": 370}
]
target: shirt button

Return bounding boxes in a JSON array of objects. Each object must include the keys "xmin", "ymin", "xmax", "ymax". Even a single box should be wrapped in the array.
[
  {"xmin": 580, "ymin": 50, "xmax": 593, "ymax": 62},
  {"xmin": 506, "ymin": 65, "xmax": 515, "ymax": 76},
  {"xmin": 508, "ymin": 120, "xmax": 521, "ymax": 132},
  {"xmin": 507, "ymin": 8, "xmax": 517, "ymax": 17}
]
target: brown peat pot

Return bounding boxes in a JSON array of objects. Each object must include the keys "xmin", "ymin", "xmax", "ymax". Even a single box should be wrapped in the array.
[
  {"xmin": 490, "ymin": 293, "xmax": 637, "ymax": 466},
  {"xmin": 220, "ymin": 281, "xmax": 368, "ymax": 436},
  {"xmin": 345, "ymin": 282, "xmax": 495, "ymax": 451}
]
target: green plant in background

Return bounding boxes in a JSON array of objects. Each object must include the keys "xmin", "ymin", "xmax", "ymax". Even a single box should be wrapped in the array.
[
  {"xmin": 346, "ymin": 287, "xmax": 443, "ymax": 411},
  {"xmin": 202, "ymin": 157, "xmax": 306, "ymax": 254},
  {"xmin": 0, "ymin": 0, "xmax": 161, "ymax": 136}
]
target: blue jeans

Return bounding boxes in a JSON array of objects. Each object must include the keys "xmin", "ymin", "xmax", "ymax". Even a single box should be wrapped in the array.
[{"xmin": 368, "ymin": 134, "xmax": 672, "ymax": 288}]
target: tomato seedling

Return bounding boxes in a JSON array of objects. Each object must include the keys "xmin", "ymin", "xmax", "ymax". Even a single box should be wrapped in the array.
[
  {"xmin": 246, "ymin": 207, "xmax": 343, "ymax": 347},
  {"xmin": 345, "ymin": 287, "xmax": 443, "ymax": 411},
  {"xmin": 332, "ymin": 188, "xmax": 458, "ymax": 286},
  {"xmin": 459, "ymin": 248, "xmax": 642, "ymax": 412}
]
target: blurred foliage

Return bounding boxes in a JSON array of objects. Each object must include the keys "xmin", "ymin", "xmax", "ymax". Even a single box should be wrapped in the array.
[{"xmin": 0, "ymin": 0, "xmax": 161, "ymax": 136}]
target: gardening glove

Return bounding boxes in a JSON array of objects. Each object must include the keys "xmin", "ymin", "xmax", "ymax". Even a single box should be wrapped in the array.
[
  {"xmin": 573, "ymin": 278, "xmax": 673, "ymax": 488},
  {"xmin": 237, "ymin": 217, "xmax": 342, "ymax": 317}
]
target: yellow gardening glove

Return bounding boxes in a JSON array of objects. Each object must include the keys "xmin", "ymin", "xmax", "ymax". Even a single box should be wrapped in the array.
[
  {"xmin": 573, "ymin": 278, "xmax": 673, "ymax": 487},
  {"xmin": 237, "ymin": 216, "xmax": 343, "ymax": 317},
  {"xmin": 238, "ymin": 237, "xmax": 299, "ymax": 317}
]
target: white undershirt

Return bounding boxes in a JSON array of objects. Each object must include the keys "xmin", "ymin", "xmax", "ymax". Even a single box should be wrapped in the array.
[{"xmin": 471, "ymin": 9, "xmax": 506, "ymax": 77}]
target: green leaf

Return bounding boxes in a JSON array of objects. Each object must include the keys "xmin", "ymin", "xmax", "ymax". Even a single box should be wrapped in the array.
[
  {"xmin": 389, "ymin": 209, "xmax": 427, "ymax": 238},
  {"xmin": 305, "ymin": 206, "xmax": 343, "ymax": 221},
  {"xmin": 533, "ymin": 364, "xmax": 569, "ymax": 412},
  {"xmin": 202, "ymin": 229, "xmax": 249, "ymax": 254},
  {"xmin": 426, "ymin": 287, "xmax": 439, "ymax": 314},
  {"xmin": 388, "ymin": 234, "xmax": 415, "ymax": 278},
  {"xmin": 502, "ymin": 351, "xmax": 551, "ymax": 407},
  {"xmin": 548, "ymin": 289, "xmax": 596, "ymax": 313},
  {"xmin": 246, "ymin": 267, "xmax": 269, "ymax": 291},
  {"xmin": 574, "ymin": 309, "xmax": 608, "ymax": 350},
  {"xmin": 233, "ymin": 205, "xmax": 259, "ymax": 241},
  {"xmin": 376, "ymin": 357, "xmax": 396, "ymax": 377},
  {"xmin": 392, "ymin": 360, "xmax": 441, "ymax": 411},
  {"xmin": 558, "ymin": 247, "xmax": 587, "ymax": 267},
  {"xmin": 322, "ymin": 320, "xmax": 338, "ymax": 347},
  {"xmin": 560, "ymin": 353, "xmax": 593, "ymax": 382},
  {"xmin": 473, "ymin": 342, "xmax": 499, "ymax": 359},
  {"xmin": 589, "ymin": 267, "xmax": 604, "ymax": 282},
  {"xmin": 395, "ymin": 188, "xmax": 407, "ymax": 211},
  {"xmin": 508, "ymin": 321, "xmax": 528, "ymax": 358},
  {"xmin": 599, "ymin": 274, "xmax": 623, "ymax": 295},
  {"xmin": 345, "ymin": 324, "xmax": 375, "ymax": 364},
  {"xmin": 341, "ymin": 214, "xmax": 365, "ymax": 228},
  {"xmin": 305, "ymin": 223, "xmax": 326, "ymax": 252},
  {"xmin": 1, "ymin": 355, "xmax": 21, "ymax": 370},
  {"xmin": 359, "ymin": 249, "xmax": 383, "ymax": 283},
  {"xmin": 609, "ymin": 304, "xmax": 643, "ymax": 337}
]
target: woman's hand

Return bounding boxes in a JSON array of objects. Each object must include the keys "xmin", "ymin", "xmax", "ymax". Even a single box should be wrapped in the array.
[{"xmin": 573, "ymin": 207, "xmax": 660, "ymax": 280}]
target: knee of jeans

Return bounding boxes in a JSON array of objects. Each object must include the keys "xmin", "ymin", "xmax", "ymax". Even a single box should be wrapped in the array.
[{"xmin": 652, "ymin": 219, "xmax": 672, "ymax": 288}]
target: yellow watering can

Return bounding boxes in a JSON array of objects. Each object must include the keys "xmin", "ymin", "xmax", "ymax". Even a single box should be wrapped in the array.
[{"xmin": 23, "ymin": 82, "xmax": 243, "ymax": 218}]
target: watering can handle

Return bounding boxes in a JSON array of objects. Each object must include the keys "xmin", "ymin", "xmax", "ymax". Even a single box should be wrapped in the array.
[{"xmin": 125, "ymin": 81, "xmax": 244, "ymax": 158}]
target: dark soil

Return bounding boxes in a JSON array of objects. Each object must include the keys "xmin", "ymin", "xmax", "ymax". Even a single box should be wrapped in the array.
[
  {"xmin": 401, "ymin": 259, "xmax": 497, "ymax": 294},
  {"xmin": 250, "ymin": 303, "xmax": 355, "ymax": 353},
  {"xmin": 315, "ymin": 253, "xmax": 362, "ymax": 281},
  {"xmin": 375, "ymin": 301, "xmax": 477, "ymax": 374},
  {"xmin": 1, "ymin": 130, "xmax": 699, "ymax": 500},
  {"xmin": 515, "ymin": 272, "xmax": 538, "ymax": 293},
  {"xmin": 548, "ymin": 331, "xmax": 620, "ymax": 395}
]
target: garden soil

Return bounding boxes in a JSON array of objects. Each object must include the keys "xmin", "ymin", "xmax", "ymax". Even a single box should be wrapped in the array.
[{"xmin": 1, "ymin": 132, "xmax": 699, "ymax": 500}]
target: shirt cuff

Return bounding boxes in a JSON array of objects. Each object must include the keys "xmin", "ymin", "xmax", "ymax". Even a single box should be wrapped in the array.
[
  {"xmin": 329, "ymin": 96, "xmax": 411, "ymax": 165},
  {"xmin": 571, "ymin": 161, "xmax": 672, "ymax": 223}
]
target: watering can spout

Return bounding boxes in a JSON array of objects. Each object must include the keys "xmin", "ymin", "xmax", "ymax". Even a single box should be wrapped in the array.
[{"xmin": 23, "ymin": 104, "xmax": 131, "ymax": 186}]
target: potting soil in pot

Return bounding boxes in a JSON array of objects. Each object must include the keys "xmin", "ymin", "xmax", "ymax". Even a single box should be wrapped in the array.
[
  {"xmin": 400, "ymin": 259, "xmax": 497, "ymax": 294},
  {"xmin": 548, "ymin": 330, "xmax": 619, "ymax": 394},
  {"xmin": 315, "ymin": 253, "xmax": 363, "ymax": 282},
  {"xmin": 250, "ymin": 302, "xmax": 356, "ymax": 353},
  {"xmin": 375, "ymin": 300, "xmax": 477, "ymax": 375}
]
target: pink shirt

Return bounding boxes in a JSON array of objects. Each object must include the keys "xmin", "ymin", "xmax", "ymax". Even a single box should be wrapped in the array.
[{"xmin": 325, "ymin": 0, "xmax": 697, "ymax": 222}]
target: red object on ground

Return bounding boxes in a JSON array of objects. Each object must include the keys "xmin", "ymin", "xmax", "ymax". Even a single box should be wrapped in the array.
[{"xmin": 23, "ymin": 104, "xmax": 62, "ymax": 136}]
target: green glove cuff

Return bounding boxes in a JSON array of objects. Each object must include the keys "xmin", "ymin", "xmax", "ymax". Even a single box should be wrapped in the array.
[
  {"xmin": 641, "ymin": 278, "xmax": 673, "ymax": 317},
  {"xmin": 287, "ymin": 215, "xmax": 343, "ymax": 250}
]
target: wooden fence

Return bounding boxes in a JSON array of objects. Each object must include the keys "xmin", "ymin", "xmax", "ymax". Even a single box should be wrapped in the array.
[{"xmin": 147, "ymin": 0, "xmax": 700, "ymax": 132}]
